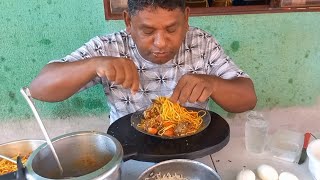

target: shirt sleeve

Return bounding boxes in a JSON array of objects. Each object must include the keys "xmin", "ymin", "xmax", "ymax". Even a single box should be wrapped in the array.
[
  {"xmin": 205, "ymin": 36, "xmax": 249, "ymax": 79},
  {"xmin": 48, "ymin": 36, "xmax": 106, "ymax": 91}
]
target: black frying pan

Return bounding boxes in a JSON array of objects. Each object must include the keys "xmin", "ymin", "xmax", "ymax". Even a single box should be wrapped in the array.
[
  {"xmin": 130, "ymin": 107, "xmax": 211, "ymax": 139},
  {"xmin": 108, "ymin": 110, "xmax": 230, "ymax": 162}
]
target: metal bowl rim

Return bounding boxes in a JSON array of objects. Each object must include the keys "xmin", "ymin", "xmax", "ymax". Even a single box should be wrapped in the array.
[
  {"xmin": 138, "ymin": 159, "xmax": 221, "ymax": 179},
  {"xmin": 0, "ymin": 139, "xmax": 46, "ymax": 146},
  {"xmin": 0, "ymin": 139, "xmax": 46, "ymax": 176}
]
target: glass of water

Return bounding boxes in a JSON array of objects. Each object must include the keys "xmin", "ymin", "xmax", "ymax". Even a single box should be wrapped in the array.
[{"xmin": 245, "ymin": 111, "xmax": 269, "ymax": 154}]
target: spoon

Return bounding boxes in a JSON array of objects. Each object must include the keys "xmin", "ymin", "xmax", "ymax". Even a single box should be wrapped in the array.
[
  {"xmin": 0, "ymin": 154, "xmax": 16, "ymax": 164},
  {"xmin": 20, "ymin": 87, "xmax": 64, "ymax": 174}
]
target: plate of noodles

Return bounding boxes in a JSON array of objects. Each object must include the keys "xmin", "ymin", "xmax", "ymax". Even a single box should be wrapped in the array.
[{"xmin": 131, "ymin": 97, "xmax": 211, "ymax": 139}]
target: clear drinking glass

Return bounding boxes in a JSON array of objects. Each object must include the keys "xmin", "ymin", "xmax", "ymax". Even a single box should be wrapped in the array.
[{"xmin": 245, "ymin": 111, "xmax": 269, "ymax": 154}]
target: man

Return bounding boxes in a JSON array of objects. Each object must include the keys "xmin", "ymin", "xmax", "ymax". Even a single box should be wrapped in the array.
[{"xmin": 29, "ymin": 0, "xmax": 257, "ymax": 123}]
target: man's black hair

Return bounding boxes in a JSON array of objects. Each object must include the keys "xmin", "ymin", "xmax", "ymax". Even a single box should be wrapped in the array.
[{"xmin": 127, "ymin": 0, "xmax": 186, "ymax": 16}]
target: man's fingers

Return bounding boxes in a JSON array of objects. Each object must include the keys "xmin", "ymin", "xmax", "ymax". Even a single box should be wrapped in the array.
[
  {"xmin": 170, "ymin": 78, "xmax": 187, "ymax": 103},
  {"xmin": 198, "ymin": 86, "xmax": 211, "ymax": 102},
  {"xmin": 104, "ymin": 66, "xmax": 116, "ymax": 81},
  {"xmin": 170, "ymin": 86, "xmax": 180, "ymax": 103},
  {"xmin": 114, "ymin": 65, "xmax": 125, "ymax": 84},
  {"xmin": 130, "ymin": 63, "xmax": 140, "ymax": 94},
  {"xmin": 122, "ymin": 64, "xmax": 134, "ymax": 88},
  {"xmin": 97, "ymin": 58, "xmax": 140, "ymax": 94},
  {"xmin": 188, "ymin": 83, "xmax": 204, "ymax": 103},
  {"xmin": 171, "ymin": 74, "xmax": 214, "ymax": 104},
  {"xmin": 178, "ymin": 83, "xmax": 193, "ymax": 104}
]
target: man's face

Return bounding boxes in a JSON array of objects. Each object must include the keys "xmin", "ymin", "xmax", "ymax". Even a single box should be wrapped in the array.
[{"xmin": 124, "ymin": 7, "xmax": 189, "ymax": 64}]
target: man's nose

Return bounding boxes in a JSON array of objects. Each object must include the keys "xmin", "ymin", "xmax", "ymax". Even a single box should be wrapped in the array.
[{"xmin": 153, "ymin": 32, "xmax": 166, "ymax": 49}]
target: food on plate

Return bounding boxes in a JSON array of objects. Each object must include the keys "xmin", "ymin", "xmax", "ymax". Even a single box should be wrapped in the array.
[
  {"xmin": 144, "ymin": 172, "xmax": 189, "ymax": 180},
  {"xmin": 256, "ymin": 164, "xmax": 278, "ymax": 180},
  {"xmin": 138, "ymin": 97, "xmax": 205, "ymax": 137},
  {"xmin": 279, "ymin": 172, "xmax": 299, "ymax": 180},
  {"xmin": 0, "ymin": 154, "xmax": 29, "ymax": 175},
  {"xmin": 236, "ymin": 169, "xmax": 255, "ymax": 180}
]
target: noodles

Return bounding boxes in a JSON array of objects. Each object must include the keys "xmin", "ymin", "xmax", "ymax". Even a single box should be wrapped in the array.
[
  {"xmin": 0, "ymin": 154, "xmax": 29, "ymax": 175},
  {"xmin": 138, "ymin": 97, "xmax": 205, "ymax": 137}
]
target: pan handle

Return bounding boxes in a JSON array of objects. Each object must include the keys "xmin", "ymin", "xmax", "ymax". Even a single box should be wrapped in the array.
[
  {"xmin": 0, "ymin": 157, "xmax": 27, "ymax": 180},
  {"xmin": 0, "ymin": 172, "xmax": 17, "ymax": 180},
  {"xmin": 123, "ymin": 145, "xmax": 138, "ymax": 162},
  {"xmin": 16, "ymin": 156, "xmax": 27, "ymax": 180}
]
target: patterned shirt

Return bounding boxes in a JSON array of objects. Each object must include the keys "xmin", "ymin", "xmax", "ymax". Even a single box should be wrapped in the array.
[{"xmin": 51, "ymin": 27, "xmax": 249, "ymax": 123}]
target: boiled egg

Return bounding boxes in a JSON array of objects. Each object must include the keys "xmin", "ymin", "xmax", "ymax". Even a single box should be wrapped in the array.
[
  {"xmin": 236, "ymin": 169, "xmax": 255, "ymax": 180},
  {"xmin": 279, "ymin": 172, "xmax": 299, "ymax": 180},
  {"xmin": 256, "ymin": 164, "xmax": 278, "ymax": 180}
]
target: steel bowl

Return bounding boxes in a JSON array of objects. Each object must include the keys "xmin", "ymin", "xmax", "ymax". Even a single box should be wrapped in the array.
[
  {"xmin": 138, "ymin": 159, "xmax": 221, "ymax": 180},
  {"xmin": 25, "ymin": 131, "xmax": 123, "ymax": 180},
  {"xmin": 0, "ymin": 139, "xmax": 45, "ymax": 176},
  {"xmin": 0, "ymin": 139, "xmax": 45, "ymax": 158}
]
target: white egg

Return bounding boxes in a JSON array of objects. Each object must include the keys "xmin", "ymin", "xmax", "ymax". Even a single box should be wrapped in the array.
[
  {"xmin": 256, "ymin": 164, "xmax": 278, "ymax": 180},
  {"xmin": 279, "ymin": 172, "xmax": 299, "ymax": 180},
  {"xmin": 236, "ymin": 169, "xmax": 256, "ymax": 180}
]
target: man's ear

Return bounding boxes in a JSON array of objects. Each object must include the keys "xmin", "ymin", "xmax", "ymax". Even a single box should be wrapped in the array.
[
  {"xmin": 123, "ymin": 10, "xmax": 132, "ymax": 34},
  {"xmin": 184, "ymin": 7, "xmax": 190, "ymax": 30}
]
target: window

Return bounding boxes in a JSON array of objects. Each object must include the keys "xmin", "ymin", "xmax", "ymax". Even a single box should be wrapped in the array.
[{"xmin": 104, "ymin": 0, "xmax": 320, "ymax": 20}]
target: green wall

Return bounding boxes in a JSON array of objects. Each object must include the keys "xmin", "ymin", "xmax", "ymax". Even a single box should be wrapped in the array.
[{"xmin": 1, "ymin": 0, "xmax": 319, "ymax": 120}]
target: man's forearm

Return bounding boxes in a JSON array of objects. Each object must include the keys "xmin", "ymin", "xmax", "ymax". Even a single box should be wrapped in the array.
[
  {"xmin": 210, "ymin": 77, "xmax": 257, "ymax": 113},
  {"xmin": 29, "ymin": 58, "xmax": 99, "ymax": 102}
]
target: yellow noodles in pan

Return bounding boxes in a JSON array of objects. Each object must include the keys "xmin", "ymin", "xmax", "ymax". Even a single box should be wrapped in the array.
[
  {"xmin": 0, "ymin": 154, "xmax": 29, "ymax": 175},
  {"xmin": 138, "ymin": 97, "xmax": 205, "ymax": 137}
]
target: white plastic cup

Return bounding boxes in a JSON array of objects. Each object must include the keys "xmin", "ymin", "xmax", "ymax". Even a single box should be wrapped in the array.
[
  {"xmin": 245, "ymin": 111, "xmax": 269, "ymax": 154},
  {"xmin": 306, "ymin": 139, "xmax": 320, "ymax": 179}
]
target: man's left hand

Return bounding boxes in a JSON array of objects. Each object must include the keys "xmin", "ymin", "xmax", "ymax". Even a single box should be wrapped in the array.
[{"xmin": 170, "ymin": 74, "xmax": 215, "ymax": 104}]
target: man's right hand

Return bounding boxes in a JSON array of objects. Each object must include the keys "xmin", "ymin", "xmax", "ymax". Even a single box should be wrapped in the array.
[
  {"xmin": 95, "ymin": 57, "xmax": 140, "ymax": 94},
  {"xmin": 29, "ymin": 56, "xmax": 140, "ymax": 102}
]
